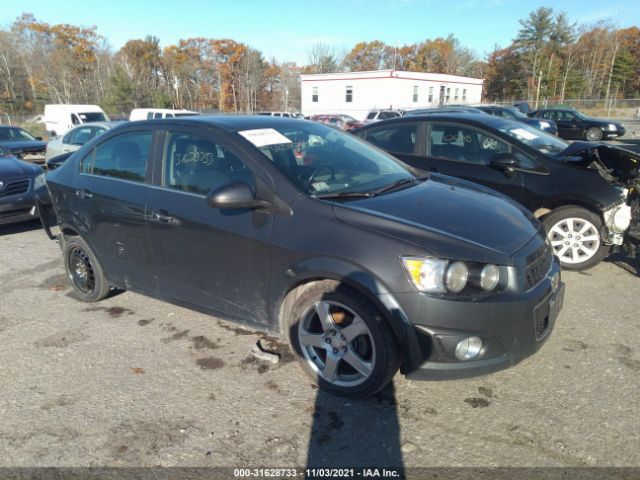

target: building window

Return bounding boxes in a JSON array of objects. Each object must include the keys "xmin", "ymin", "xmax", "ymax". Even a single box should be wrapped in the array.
[
  {"xmin": 462, "ymin": 89, "xmax": 467, "ymax": 101},
  {"xmin": 445, "ymin": 87, "xmax": 451, "ymax": 103},
  {"xmin": 312, "ymin": 86, "xmax": 318, "ymax": 103},
  {"xmin": 428, "ymin": 86, "xmax": 434, "ymax": 103},
  {"xmin": 454, "ymin": 88, "xmax": 459, "ymax": 101},
  {"xmin": 412, "ymin": 86, "xmax": 418, "ymax": 103},
  {"xmin": 345, "ymin": 86, "xmax": 353, "ymax": 103}
]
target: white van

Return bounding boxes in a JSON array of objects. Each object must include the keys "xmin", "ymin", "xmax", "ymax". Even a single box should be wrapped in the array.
[
  {"xmin": 129, "ymin": 108, "xmax": 199, "ymax": 121},
  {"xmin": 44, "ymin": 104, "xmax": 109, "ymax": 136}
]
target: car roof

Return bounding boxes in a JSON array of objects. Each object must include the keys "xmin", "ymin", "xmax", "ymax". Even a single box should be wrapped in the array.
[
  {"xmin": 70, "ymin": 120, "xmax": 124, "ymax": 129},
  {"xmin": 118, "ymin": 115, "xmax": 318, "ymax": 133},
  {"xmin": 0, "ymin": 125, "xmax": 26, "ymax": 130},
  {"xmin": 357, "ymin": 112, "xmax": 510, "ymax": 129}
]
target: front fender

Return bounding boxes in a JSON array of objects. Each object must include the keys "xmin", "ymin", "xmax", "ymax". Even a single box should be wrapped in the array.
[{"xmin": 275, "ymin": 256, "xmax": 423, "ymax": 374}]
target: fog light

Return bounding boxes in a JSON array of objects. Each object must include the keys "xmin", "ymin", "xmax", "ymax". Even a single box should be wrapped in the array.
[
  {"xmin": 550, "ymin": 272, "xmax": 560, "ymax": 291},
  {"xmin": 455, "ymin": 336, "xmax": 483, "ymax": 361}
]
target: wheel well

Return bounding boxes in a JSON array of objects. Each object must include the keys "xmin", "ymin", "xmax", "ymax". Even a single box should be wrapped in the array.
[
  {"xmin": 535, "ymin": 201, "xmax": 601, "ymax": 221},
  {"xmin": 61, "ymin": 227, "xmax": 80, "ymax": 237},
  {"xmin": 278, "ymin": 277, "xmax": 404, "ymax": 349}
]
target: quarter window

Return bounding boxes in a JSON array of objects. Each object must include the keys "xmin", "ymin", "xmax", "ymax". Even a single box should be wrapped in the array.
[
  {"xmin": 81, "ymin": 131, "xmax": 151, "ymax": 182},
  {"xmin": 163, "ymin": 132, "xmax": 254, "ymax": 196},
  {"xmin": 345, "ymin": 86, "xmax": 353, "ymax": 103},
  {"xmin": 312, "ymin": 86, "xmax": 319, "ymax": 103}
]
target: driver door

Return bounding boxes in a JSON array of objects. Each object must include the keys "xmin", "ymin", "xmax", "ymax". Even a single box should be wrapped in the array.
[
  {"xmin": 146, "ymin": 127, "xmax": 274, "ymax": 325},
  {"xmin": 552, "ymin": 111, "xmax": 580, "ymax": 139}
]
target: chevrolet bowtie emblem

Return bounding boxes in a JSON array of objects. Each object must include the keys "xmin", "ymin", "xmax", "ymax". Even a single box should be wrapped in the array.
[{"xmin": 0, "ymin": 181, "xmax": 4, "ymax": 190}]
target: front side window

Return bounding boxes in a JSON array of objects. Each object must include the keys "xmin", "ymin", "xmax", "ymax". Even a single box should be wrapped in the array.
[
  {"xmin": 81, "ymin": 131, "xmax": 152, "ymax": 182},
  {"xmin": 429, "ymin": 123, "xmax": 509, "ymax": 165},
  {"xmin": 364, "ymin": 123, "xmax": 418, "ymax": 154},
  {"xmin": 413, "ymin": 86, "xmax": 418, "ymax": 103},
  {"xmin": 164, "ymin": 132, "xmax": 254, "ymax": 195},
  {"xmin": 346, "ymin": 86, "xmax": 353, "ymax": 103},
  {"xmin": 312, "ymin": 86, "xmax": 319, "ymax": 103}
]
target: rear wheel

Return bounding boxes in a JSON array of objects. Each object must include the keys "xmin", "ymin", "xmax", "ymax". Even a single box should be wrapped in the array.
[
  {"xmin": 285, "ymin": 281, "xmax": 400, "ymax": 398},
  {"xmin": 585, "ymin": 127, "xmax": 603, "ymax": 141},
  {"xmin": 63, "ymin": 236, "xmax": 110, "ymax": 302},
  {"xmin": 542, "ymin": 206, "xmax": 609, "ymax": 271}
]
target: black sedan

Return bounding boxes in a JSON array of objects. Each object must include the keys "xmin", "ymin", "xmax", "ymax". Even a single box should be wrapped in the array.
[
  {"xmin": 528, "ymin": 108, "xmax": 625, "ymax": 141},
  {"xmin": 354, "ymin": 114, "xmax": 638, "ymax": 270},
  {"xmin": 0, "ymin": 145, "xmax": 45, "ymax": 225},
  {"xmin": 475, "ymin": 105, "xmax": 558, "ymax": 135},
  {"xmin": 0, "ymin": 125, "xmax": 47, "ymax": 164},
  {"xmin": 42, "ymin": 116, "xmax": 562, "ymax": 398}
]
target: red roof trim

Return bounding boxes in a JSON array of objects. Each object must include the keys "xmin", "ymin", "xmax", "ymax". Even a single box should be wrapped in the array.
[{"xmin": 301, "ymin": 75, "xmax": 482, "ymax": 85}]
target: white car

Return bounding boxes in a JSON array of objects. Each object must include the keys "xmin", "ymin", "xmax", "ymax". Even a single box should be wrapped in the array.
[
  {"xmin": 129, "ymin": 108, "xmax": 199, "ymax": 121},
  {"xmin": 45, "ymin": 121, "xmax": 123, "ymax": 164}
]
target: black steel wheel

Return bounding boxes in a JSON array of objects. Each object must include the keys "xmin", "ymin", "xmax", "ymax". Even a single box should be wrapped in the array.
[{"xmin": 63, "ymin": 236, "xmax": 110, "ymax": 302}]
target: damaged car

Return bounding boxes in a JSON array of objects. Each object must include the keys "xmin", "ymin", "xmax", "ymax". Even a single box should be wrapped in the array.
[
  {"xmin": 0, "ymin": 145, "xmax": 46, "ymax": 226},
  {"xmin": 355, "ymin": 115, "xmax": 638, "ymax": 270},
  {"xmin": 0, "ymin": 125, "xmax": 47, "ymax": 165},
  {"xmin": 41, "ymin": 116, "xmax": 563, "ymax": 398}
]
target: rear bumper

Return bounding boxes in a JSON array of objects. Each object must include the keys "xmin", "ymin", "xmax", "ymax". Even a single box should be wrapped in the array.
[
  {"xmin": 0, "ymin": 192, "xmax": 38, "ymax": 225},
  {"xmin": 385, "ymin": 260, "xmax": 563, "ymax": 380}
]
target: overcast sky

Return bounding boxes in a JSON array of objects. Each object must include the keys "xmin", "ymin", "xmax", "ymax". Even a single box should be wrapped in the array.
[{"xmin": 3, "ymin": 0, "xmax": 638, "ymax": 64}]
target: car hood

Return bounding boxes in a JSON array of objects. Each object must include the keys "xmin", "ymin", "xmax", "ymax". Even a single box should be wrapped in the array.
[
  {"xmin": 0, "ymin": 140, "xmax": 47, "ymax": 152},
  {"xmin": 0, "ymin": 155, "xmax": 42, "ymax": 178},
  {"xmin": 332, "ymin": 175, "xmax": 541, "ymax": 264},
  {"xmin": 559, "ymin": 141, "xmax": 639, "ymax": 185}
]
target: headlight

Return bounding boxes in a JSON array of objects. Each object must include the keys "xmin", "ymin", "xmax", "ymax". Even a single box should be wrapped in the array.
[
  {"xmin": 402, "ymin": 257, "xmax": 501, "ymax": 294},
  {"xmin": 539, "ymin": 121, "xmax": 551, "ymax": 129},
  {"xmin": 605, "ymin": 204, "xmax": 632, "ymax": 234},
  {"xmin": 33, "ymin": 172, "xmax": 46, "ymax": 190},
  {"xmin": 608, "ymin": 124, "xmax": 617, "ymax": 131}
]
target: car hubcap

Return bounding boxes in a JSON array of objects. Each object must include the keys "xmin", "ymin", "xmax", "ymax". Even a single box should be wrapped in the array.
[
  {"xmin": 548, "ymin": 217, "xmax": 600, "ymax": 265},
  {"xmin": 298, "ymin": 301, "xmax": 375, "ymax": 387},
  {"xmin": 68, "ymin": 246, "xmax": 96, "ymax": 293}
]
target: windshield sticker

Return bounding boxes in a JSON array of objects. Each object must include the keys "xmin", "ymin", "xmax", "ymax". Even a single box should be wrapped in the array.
[
  {"xmin": 311, "ymin": 181, "xmax": 330, "ymax": 191},
  {"xmin": 510, "ymin": 128, "xmax": 538, "ymax": 141},
  {"xmin": 238, "ymin": 128, "xmax": 292, "ymax": 148}
]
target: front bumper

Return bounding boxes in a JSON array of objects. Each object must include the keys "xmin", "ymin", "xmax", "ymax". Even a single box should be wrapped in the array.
[
  {"xmin": 603, "ymin": 126, "xmax": 625, "ymax": 139},
  {"xmin": 0, "ymin": 190, "xmax": 38, "ymax": 225},
  {"xmin": 386, "ymin": 259, "xmax": 563, "ymax": 380}
]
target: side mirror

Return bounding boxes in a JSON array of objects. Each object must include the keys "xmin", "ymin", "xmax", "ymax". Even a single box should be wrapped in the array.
[
  {"xmin": 206, "ymin": 181, "xmax": 270, "ymax": 210},
  {"xmin": 36, "ymin": 136, "xmax": 43, "ymax": 141},
  {"xmin": 489, "ymin": 153, "xmax": 519, "ymax": 171}
]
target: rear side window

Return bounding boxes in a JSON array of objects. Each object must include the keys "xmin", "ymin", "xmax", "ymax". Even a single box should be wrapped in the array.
[
  {"xmin": 366, "ymin": 112, "xmax": 377, "ymax": 120},
  {"xmin": 80, "ymin": 131, "xmax": 152, "ymax": 183},
  {"xmin": 364, "ymin": 124, "xmax": 418, "ymax": 154},
  {"xmin": 163, "ymin": 131, "xmax": 254, "ymax": 195}
]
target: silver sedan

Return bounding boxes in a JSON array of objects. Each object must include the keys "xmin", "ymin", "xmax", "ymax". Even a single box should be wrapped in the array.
[{"xmin": 45, "ymin": 121, "xmax": 124, "ymax": 164}]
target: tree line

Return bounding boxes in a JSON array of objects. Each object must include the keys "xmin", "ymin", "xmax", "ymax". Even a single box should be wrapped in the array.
[{"xmin": 0, "ymin": 9, "xmax": 638, "ymax": 117}]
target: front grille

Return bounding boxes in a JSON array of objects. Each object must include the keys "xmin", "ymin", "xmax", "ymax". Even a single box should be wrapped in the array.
[
  {"xmin": 0, "ymin": 180, "xmax": 30, "ymax": 197},
  {"xmin": 525, "ymin": 242, "xmax": 552, "ymax": 290},
  {"xmin": 0, "ymin": 208, "xmax": 31, "ymax": 218}
]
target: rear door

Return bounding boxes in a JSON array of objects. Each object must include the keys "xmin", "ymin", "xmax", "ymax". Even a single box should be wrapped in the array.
[
  {"xmin": 74, "ymin": 128, "xmax": 157, "ymax": 293},
  {"xmin": 146, "ymin": 126, "xmax": 274, "ymax": 324}
]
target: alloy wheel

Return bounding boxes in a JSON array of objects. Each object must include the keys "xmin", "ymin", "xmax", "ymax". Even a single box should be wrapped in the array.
[
  {"xmin": 548, "ymin": 217, "xmax": 601, "ymax": 265},
  {"xmin": 297, "ymin": 301, "xmax": 376, "ymax": 387}
]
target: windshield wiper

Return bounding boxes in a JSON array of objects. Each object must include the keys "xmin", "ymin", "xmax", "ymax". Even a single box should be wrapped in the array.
[
  {"xmin": 371, "ymin": 176, "xmax": 428, "ymax": 195},
  {"xmin": 312, "ymin": 191, "xmax": 376, "ymax": 200}
]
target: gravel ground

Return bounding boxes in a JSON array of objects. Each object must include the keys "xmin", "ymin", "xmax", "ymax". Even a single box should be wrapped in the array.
[{"xmin": 0, "ymin": 222, "xmax": 639, "ymax": 471}]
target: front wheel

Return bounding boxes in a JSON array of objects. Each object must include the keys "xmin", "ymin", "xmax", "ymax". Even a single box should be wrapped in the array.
[
  {"xmin": 63, "ymin": 236, "xmax": 111, "ymax": 302},
  {"xmin": 285, "ymin": 281, "xmax": 400, "ymax": 398},
  {"xmin": 585, "ymin": 127, "xmax": 603, "ymax": 141},
  {"xmin": 542, "ymin": 206, "xmax": 609, "ymax": 271}
]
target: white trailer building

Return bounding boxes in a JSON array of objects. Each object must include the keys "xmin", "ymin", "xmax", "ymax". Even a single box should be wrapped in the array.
[{"xmin": 300, "ymin": 70, "xmax": 484, "ymax": 121}]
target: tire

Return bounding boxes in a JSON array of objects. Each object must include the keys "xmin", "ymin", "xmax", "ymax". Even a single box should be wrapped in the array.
[
  {"xmin": 585, "ymin": 127, "xmax": 603, "ymax": 141},
  {"xmin": 542, "ymin": 206, "xmax": 610, "ymax": 271},
  {"xmin": 285, "ymin": 280, "xmax": 400, "ymax": 398},
  {"xmin": 63, "ymin": 236, "xmax": 110, "ymax": 302}
]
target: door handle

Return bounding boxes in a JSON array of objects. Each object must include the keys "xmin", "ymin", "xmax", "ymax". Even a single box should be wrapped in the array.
[
  {"xmin": 75, "ymin": 189, "xmax": 93, "ymax": 199},
  {"xmin": 152, "ymin": 209, "xmax": 181, "ymax": 226}
]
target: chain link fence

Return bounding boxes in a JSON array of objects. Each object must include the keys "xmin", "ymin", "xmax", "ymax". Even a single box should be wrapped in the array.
[{"xmin": 495, "ymin": 98, "xmax": 640, "ymax": 119}]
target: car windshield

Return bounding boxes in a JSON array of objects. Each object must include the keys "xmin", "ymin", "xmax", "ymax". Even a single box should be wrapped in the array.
[
  {"xmin": 0, "ymin": 127, "xmax": 36, "ymax": 141},
  {"xmin": 79, "ymin": 112, "xmax": 108, "ymax": 122},
  {"xmin": 504, "ymin": 107, "xmax": 528, "ymax": 119},
  {"xmin": 493, "ymin": 119, "xmax": 569, "ymax": 154},
  {"xmin": 240, "ymin": 122, "xmax": 415, "ymax": 197}
]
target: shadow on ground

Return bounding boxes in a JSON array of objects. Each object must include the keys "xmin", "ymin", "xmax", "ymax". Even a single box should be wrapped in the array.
[{"xmin": 0, "ymin": 219, "xmax": 42, "ymax": 236}]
